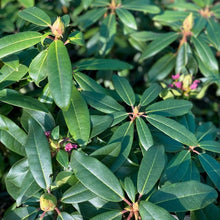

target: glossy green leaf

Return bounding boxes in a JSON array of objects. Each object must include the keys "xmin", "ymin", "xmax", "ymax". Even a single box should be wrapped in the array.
[
  {"xmin": 136, "ymin": 117, "xmax": 153, "ymax": 151},
  {"xmin": 78, "ymin": 8, "xmax": 107, "ymax": 29},
  {"xmin": 206, "ymin": 19, "xmax": 220, "ymax": 51},
  {"xmin": 56, "ymin": 150, "xmax": 69, "ymax": 168},
  {"xmin": 5, "ymin": 158, "xmax": 40, "ymax": 206},
  {"xmin": 61, "ymin": 181, "xmax": 96, "ymax": 203},
  {"xmin": 0, "ymin": 89, "xmax": 48, "ymax": 113},
  {"xmin": 199, "ymin": 140, "xmax": 220, "ymax": 153},
  {"xmin": 91, "ymin": 142, "xmax": 121, "ymax": 167},
  {"xmin": 71, "ymin": 151, "xmax": 124, "ymax": 202},
  {"xmin": 82, "ymin": 91, "xmax": 125, "ymax": 113},
  {"xmin": 29, "ymin": 50, "xmax": 48, "ymax": 86},
  {"xmin": 176, "ymin": 42, "xmax": 188, "ymax": 74},
  {"xmin": 123, "ymin": 177, "xmax": 136, "ymax": 203},
  {"xmin": 212, "ymin": 3, "xmax": 220, "ymax": 18},
  {"xmin": 18, "ymin": 7, "xmax": 51, "ymax": 27},
  {"xmin": 0, "ymin": 31, "xmax": 41, "ymax": 59},
  {"xmin": 68, "ymin": 30, "xmax": 85, "ymax": 46},
  {"xmin": 1, "ymin": 54, "xmax": 19, "ymax": 71},
  {"xmin": 160, "ymin": 150, "xmax": 191, "ymax": 184},
  {"xmin": 111, "ymin": 111, "xmax": 128, "ymax": 126},
  {"xmin": 112, "ymin": 75, "xmax": 135, "ymax": 106},
  {"xmin": 57, "ymin": 212, "xmax": 77, "ymax": 220},
  {"xmin": 116, "ymin": 8, "xmax": 137, "ymax": 30},
  {"xmin": 150, "ymin": 181, "xmax": 218, "ymax": 212},
  {"xmin": 18, "ymin": 0, "xmax": 34, "ymax": 8},
  {"xmin": 140, "ymin": 33, "xmax": 179, "ymax": 61},
  {"xmin": 199, "ymin": 153, "xmax": 220, "ymax": 191},
  {"xmin": 145, "ymin": 99, "xmax": 192, "ymax": 117},
  {"xmin": 147, "ymin": 114, "xmax": 198, "ymax": 146},
  {"xmin": 122, "ymin": 1, "xmax": 160, "ymax": 13},
  {"xmin": 148, "ymin": 53, "xmax": 176, "ymax": 82},
  {"xmin": 99, "ymin": 13, "xmax": 116, "ymax": 55},
  {"xmin": 47, "ymin": 40, "xmax": 72, "ymax": 110},
  {"xmin": 139, "ymin": 201, "xmax": 175, "ymax": 220},
  {"xmin": 192, "ymin": 37, "xmax": 219, "ymax": 74},
  {"xmin": 0, "ymin": 114, "xmax": 26, "ymax": 156},
  {"xmin": 138, "ymin": 145, "xmax": 165, "ymax": 196},
  {"xmin": 63, "ymin": 85, "xmax": 90, "ymax": 146},
  {"xmin": 192, "ymin": 16, "xmax": 207, "ymax": 37},
  {"xmin": 167, "ymin": 2, "xmax": 201, "ymax": 11},
  {"xmin": 20, "ymin": 109, "xmax": 55, "ymax": 132},
  {"xmin": 74, "ymin": 71, "xmax": 106, "ymax": 93},
  {"xmin": 130, "ymin": 31, "xmax": 163, "ymax": 42},
  {"xmin": 0, "ymin": 64, "xmax": 28, "ymax": 89},
  {"xmin": 140, "ymin": 83, "xmax": 161, "ymax": 107},
  {"xmin": 109, "ymin": 122, "xmax": 134, "ymax": 172},
  {"xmin": 91, "ymin": 210, "xmax": 122, "ymax": 220},
  {"xmin": 196, "ymin": 122, "xmax": 217, "ymax": 142},
  {"xmin": 91, "ymin": 115, "xmax": 113, "ymax": 138},
  {"xmin": 25, "ymin": 119, "xmax": 52, "ymax": 189},
  {"xmin": 182, "ymin": 160, "xmax": 200, "ymax": 182},
  {"xmin": 74, "ymin": 59, "xmax": 133, "ymax": 71},
  {"xmin": 3, "ymin": 206, "xmax": 38, "ymax": 220}
]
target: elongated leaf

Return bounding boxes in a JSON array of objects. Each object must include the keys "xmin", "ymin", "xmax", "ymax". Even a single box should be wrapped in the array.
[
  {"xmin": 58, "ymin": 212, "xmax": 78, "ymax": 220},
  {"xmin": 71, "ymin": 151, "xmax": 124, "ymax": 202},
  {"xmin": 25, "ymin": 119, "xmax": 52, "ymax": 189},
  {"xmin": 91, "ymin": 210, "xmax": 122, "ymax": 220},
  {"xmin": 1, "ymin": 54, "xmax": 19, "ymax": 71},
  {"xmin": 56, "ymin": 150, "xmax": 69, "ymax": 168},
  {"xmin": 182, "ymin": 160, "xmax": 200, "ymax": 182},
  {"xmin": 140, "ymin": 83, "xmax": 161, "ymax": 107},
  {"xmin": 63, "ymin": 85, "xmax": 90, "ymax": 146},
  {"xmin": 116, "ymin": 8, "xmax": 137, "ymax": 30},
  {"xmin": 192, "ymin": 37, "xmax": 219, "ymax": 74},
  {"xmin": 74, "ymin": 59, "xmax": 133, "ymax": 70},
  {"xmin": 196, "ymin": 122, "xmax": 217, "ymax": 142},
  {"xmin": 145, "ymin": 99, "xmax": 192, "ymax": 117},
  {"xmin": 150, "ymin": 181, "xmax": 218, "ymax": 212},
  {"xmin": 82, "ymin": 91, "xmax": 125, "ymax": 113},
  {"xmin": 74, "ymin": 71, "xmax": 106, "ymax": 93},
  {"xmin": 123, "ymin": 177, "xmax": 136, "ymax": 202},
  {"xmin": 112, "ymin": 75, "xmax": 135, "ymax": 106},
  {"xmin": 130, "ymin": 31, "xmax": 163, "ymax": 42},
  {"xmin": 176, "ymin": 42, "xmax": 188, "ymax": 74},
  {"xmin": 148, "ymin": 53, "xmax": 176, "ymax": 82},
  {"xmin": 47, "ymin": 40, "xmax": 72, "ymax": 110},
  {"xmin": 61, "ymin": 181, "xmax": 96, "ymax": 203},
  {"xmin": 0, "ymin": 31, "xmax": 41, "ymax": 59},
  {"xmin": 18, "ymin": 7, "xmax": 51, "ymax": 27},
  {"xmin": 0, "ymin": 64, "xmax": 28, "ymax": 90},
  {"xmin": 199, "ymin": 140, "xmax": 220, "ymax": 153},
  {"xmin": 68, "ymin": 30, "xmax": 85, "ymax": 46},
  {"xmin": 192, "ymin": 16, "xmax": 207, "ymax": 37},
  {"xmin": 0, "ymin": 89, "xmax": 48, "ymax": 112},
  {"xmin": 78, "ymin": 8, "xmax": 107, "ymax": 29},
  {"xmin": 91, "ymin": 115, "xmax": 113, "ymax": 138},
  {"xmin": 147, "ymin": 114, "xmax": 198, "ymax": 146},
  {"xmin": 136, "ymin": 117, "xmax": 153, "ymax": 151},
  {"xmin": 29, "ymin": 50, "xmax": 48, "ymax": 86},
  {"xmin": 91, "ymin": 142, "xmax": 121, "ymax": 167},
  {"xmin": 139, "ymin": 201, "xmax": 175, "ymax": 220},
  {"xmin": 138, "ymin": 145, "xmax": 165, "ymax": 196},
  {"xmin": 111, "ymin": 111, "xmax": 128, "ymax": 126},
  {"xmin": 109, "ymin": 122, "xmax": 134, "ymax": 172},
  {"xmin": 199, "ymin": 153, "xmax": 220, "ymax": 191},
  {"xmin": 18, "ymin": 0, "xmax": 34, "ymax": 8},
  {"xmin": 140, "ymin": 33, "xmax": 179, "ymax": 61},
  {"xmin": 122, "ymin": 1, "xmax": 160, "ymax": 13},
  {"xmin": 99, "ymin": 13, "xmax": 116, "ymax": 55},
  {"xmin": 160, "ymin": 150, "xmax": 191, "ymax": 184},
  {"xmin": 0, "ymin": 114, "xmax": 26, "ymax": 156}
]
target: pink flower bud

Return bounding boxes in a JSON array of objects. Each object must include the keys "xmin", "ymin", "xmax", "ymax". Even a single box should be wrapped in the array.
[
  {"xmin": 172, "ymin": 73, "xmax": 180, "ymax": 80},
  {"xmin": 174, "ymin": 81, "xmax": 182, "ymax": 89},
  {"xmin": 190, "ymin": 79, "xmax": 200, "ymax": 90},
  {"xmin": 65, "ymin": 143, "xmax": 78, "ymax": 152},
  {"xmin": 45, "ymin": 131, "xmax": 51, "ymax": 138}
]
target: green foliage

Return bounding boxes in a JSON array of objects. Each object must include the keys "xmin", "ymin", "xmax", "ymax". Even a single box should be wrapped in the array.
[{"xmin": 0, "ymin": 0, "xmax": 220, "ymax": 219}]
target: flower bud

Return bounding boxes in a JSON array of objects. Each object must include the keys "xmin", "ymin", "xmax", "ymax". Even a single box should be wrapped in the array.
[
  {"xmin": 51, "ymin": 17, "xmax": 65, "ymax": 38},
  {"xmin": 40, "ymin": 193, "xmax": 57, "ymax": 212}
]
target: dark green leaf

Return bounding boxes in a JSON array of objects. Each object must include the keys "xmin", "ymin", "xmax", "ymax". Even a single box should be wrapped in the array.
[
  {"xmin": 18, "ymin": 7, "xmax": 51, "ymax": 27},
  {"xmin": 150, "ymin": 181, "xmax": 218, "ymax": 212},
  {"xmin": 25, "ymin": 119, "xmax": 52, "ymax": 189},
  {"xmin": 68, "ymin": 30, "xmax": 85, "ymax": 46},
  {"xmin": 63, "ymin": 85, "xmax": 90, "ymax": 146},
  {"xmin": 199, "ymin": 153, "xmax": 220, "ymax": 191},
  {"xmin": 140, "ymin": 32, "xmax": 179, "ymax": 61},
  {"xmin": 112, "ymin": 75, "xmax": 135, "ymax": 106},
  {"xmin": 91, "ymin": 210, "xmax": 122, "ymax": 220},
  {"xmin": 147, "ymin": 114, "xmax": 198, "ymax": 146},
  {"xmin": 192, "ymin": 16, "xmax": 207, "ymax": 37},
  {"xmin": 111, "ymin": 111, "xmax": 128, "ymax": 126},
  {"xmin": 136, "ymin": 117, "xmax": 153, "ymax": 151},
  {"xmin": 199, "ymin": 140, "xmax": 220, "ymax": 153},
  {"xmin": 176, "ymin": 42, "xmax": 188, "ymax": 74},
  {"xmin": 130, "ymin": 31, "xmax": 163, "ymax": 42},
  {"xmin": 71, "ymin": 151, "xmax": 124, "ymax": 202},
  {"xmin": 139, "ymin": 201, "xmax": 175, "ymax": 220},
  {"xmin": 145, "ymin": 99, "xmax": 192, "ymax": 117},
  {"xmin": 0, "ymin": 31, "xmax": 42, "ymax": 59},
  {"xmin": 123, "ymin": 177, "xmax": 136, "ymax": 202},
  {"xmin": 47, "ymin": 40, "xmax": 72, "ymax": 110},
  {"xmin": 56, "ymin": 150, "xmax": 69, "ymax": 168},
  {"xmin": 1, "ymin": 54, "xmax": 19, "ymax": 71},
  {"xmin": 0, "ymin": 89, "xmax": 48, "ymax": 112}
]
